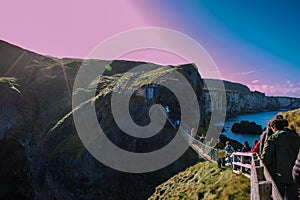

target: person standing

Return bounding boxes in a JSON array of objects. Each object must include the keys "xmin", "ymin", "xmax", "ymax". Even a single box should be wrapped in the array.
[
  {"xmin": 260, "ymin": 114, "xmax": 283, "ymax": 153},
  {"xmin": 199, "ymin": 134, "xmax": 206, "ymax": 143},
  {"xmin": 251, "ymin": 139, "xmax": 261, "ymax": 155},
  {"xmin": 165, "ymin": 106, "xmax": 170, "ymax": 115},
  {"xmin": 261, "ymin": 119, "xmax": 300, "ymax": 200},
  {"xmin": 214, "ymin": 138, "xmax": 225, "ymax": 168},
  {"xmin": 190, "ymin": 128, "xmax": 196, "ymax": 137},
  {"xmin": 181, "ymin": 122, "xmax": 191, "ymax": 133},
  {"xmin": 241, "ymin": 141, "xmax": 251, "ymax": 152},
  {"xmin": 225, "ymin": 141, "xmax": 235, "ymax": 166},
  {"xmin": 260, "ymin": 121, "xmax": 274, "ymax": 154}
]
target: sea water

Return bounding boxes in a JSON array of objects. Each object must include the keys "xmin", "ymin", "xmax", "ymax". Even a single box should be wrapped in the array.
[{"xmin": 222, "ymin": 110, "xmax": 288, "ymax": 146}]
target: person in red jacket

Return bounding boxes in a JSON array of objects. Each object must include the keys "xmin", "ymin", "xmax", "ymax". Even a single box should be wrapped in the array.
[{"xmin": 251, "ymin": 139, "xmax": 261, "ymax": 155}]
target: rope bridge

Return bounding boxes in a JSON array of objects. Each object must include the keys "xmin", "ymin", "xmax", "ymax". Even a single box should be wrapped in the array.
[
  {"xmin": 157, "ymin": 105, "xmax": 218, "ymax": 162},
  {"xmin": 158, "ymin": 107, "xmax": 284, "ymax": 200},
  {"xmin": 156, "ymin": 105, "xmax": 290, "ymax": 199},
  {"xmin": 180, "ymin": 131, "xmax": 218, "ymax": 163}
]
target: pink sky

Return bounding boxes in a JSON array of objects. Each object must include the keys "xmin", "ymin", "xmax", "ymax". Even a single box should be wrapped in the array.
[
  {"xmin": 1, "ymin": 0, "xmax": 300, "ymax": 97},
  {"xmin": 1, "ymin": 1, "xmax": 154, "ymax": 58}
]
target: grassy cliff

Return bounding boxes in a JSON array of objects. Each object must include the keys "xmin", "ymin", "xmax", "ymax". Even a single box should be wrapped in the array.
[
  {"xmin": 279, "ymin": 108, "xmax": 300, "ymax": 134},
  {"xmin": 148, "ymin": 162, "xmax": 250, "ymax": 200}
]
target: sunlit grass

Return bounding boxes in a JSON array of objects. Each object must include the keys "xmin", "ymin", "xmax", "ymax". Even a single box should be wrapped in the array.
[
  {"xmin": 51, "ymin": 66, "xmax": 177, "ymax": 131},
  {"xmin": 279, "ymin": 108, "xmax": 300, "ymax": 134},
  {"xmin": 0, "ymin": 76, "xmax": 21, "ymax": 94},
  {"xmin": 148, "ymin": 162, "xmax": 250, "ymax": 200}
]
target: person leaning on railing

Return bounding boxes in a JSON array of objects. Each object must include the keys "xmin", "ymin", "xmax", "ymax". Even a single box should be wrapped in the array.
[{"xmin": 261, "ymin": 119, "xmax": 300, "ymax": 200}]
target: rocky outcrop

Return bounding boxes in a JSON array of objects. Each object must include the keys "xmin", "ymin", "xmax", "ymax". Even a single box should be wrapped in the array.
[
  {"xmin": 203, "ymin": 79, "xmax": 300, "ymax": 119},
  {"xmin": 231, "ymin": 121, "xmax": 262, "ymax": 134},
  {"xmin": 0, "ymin": 40, "xmax": 204, "ymax": 199}
]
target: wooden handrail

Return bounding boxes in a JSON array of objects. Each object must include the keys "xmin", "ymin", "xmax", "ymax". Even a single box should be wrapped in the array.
[
  {"xmin": 232, "ymin": 152, "xmax": 283, "ymax": 200},
  {"xmin": 232, "ymin": 152, "xmax": 252, "ymax": 178},
  {"xmin": 180, "ymin": 131, "xmax": 283, "ymax": 199}
]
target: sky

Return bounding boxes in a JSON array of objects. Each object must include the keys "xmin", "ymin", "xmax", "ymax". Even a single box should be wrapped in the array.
[{"xmin": 1, "ymin": 0, "xmax": 300, "ymax": 97}]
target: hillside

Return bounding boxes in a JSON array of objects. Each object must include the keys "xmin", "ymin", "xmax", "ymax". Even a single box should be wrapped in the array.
[
  {"xmin": 0, "ymin": 39, "xmax": 299, "ymax": 199},
  {"xmin": 148, "ymin": 162, "xmax": 250, "ymax": 200},
  {"xmin": 279, "ymin": 108, "xmax": 300, "ymax": 134},
  {"xmin": 0, "ymin": 40, "xmax": 203, "ymax": 199}
]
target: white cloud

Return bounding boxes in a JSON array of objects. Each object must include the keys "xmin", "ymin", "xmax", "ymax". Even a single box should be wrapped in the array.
[
  {"xmin": 232, "ymin": 70, "xmax": 261, "ymax": 77},
  {"xmin": 252, "ymin": 80, "xmax": 259, "ymax": 83},
  {"xmin": 247, "ymin": 82, "xmax": 300, "ymax": 97}
]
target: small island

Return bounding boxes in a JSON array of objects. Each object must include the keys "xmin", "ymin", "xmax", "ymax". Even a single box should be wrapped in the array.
[{"xmin": 231, "ymin": 120, "xmax": 262, "ymax": 134}]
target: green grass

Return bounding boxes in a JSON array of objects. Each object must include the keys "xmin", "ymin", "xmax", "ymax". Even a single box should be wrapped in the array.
[
  {"xmin": 51, "ymin": 66, "xmax": 177, "ymax": 131},
  {"xmin": 279, "ymin": 108, "xmax": 300, "ymax": 134},
  {"xmin": 148, "ymin": 162, "xmax": 250, "ymax": 200},
  {"xmin": 0, "ymin": 76, "xmax": 21, "ymax": 93}
]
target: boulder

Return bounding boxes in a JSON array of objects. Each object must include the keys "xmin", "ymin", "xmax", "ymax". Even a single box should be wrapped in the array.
[{"xmin": 231, "ymin": 120, "xmax": 262, "ymax": 134}]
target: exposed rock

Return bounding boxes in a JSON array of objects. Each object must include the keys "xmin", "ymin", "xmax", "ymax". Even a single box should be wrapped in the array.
[
  {"xmin": 231, "ymin": 121, "xmax": 262, "ymax": 134},
  {"xmin": 0, "ymin": 137, "xmax": 30, "ymax": 199},
  {"xmin": 0, "ymin": 40, "xmax": 204, "ymax": 200},
  {"xmin": 203, "ymin": 79, "xmax": 300, "ymax": 120},
  {"xmin": 1, "ymin": 39, "xmax": 299, "ymax": 199},
  {"xmin": 204, "ymin": 78, "xmax": 250, "ymax": 92}
]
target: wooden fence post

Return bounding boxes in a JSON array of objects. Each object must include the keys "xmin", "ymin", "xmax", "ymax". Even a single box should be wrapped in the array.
[
  {"xmin": 255, "ymin": 166, "xmax": 264, "ymax": 182},
  {"xmin": 258, "ymin": 181, "xmax": 272, "ymax": 200},
  {"xmin": 233, "ymin": 154, "xmax": 237, "ymax": 171}
]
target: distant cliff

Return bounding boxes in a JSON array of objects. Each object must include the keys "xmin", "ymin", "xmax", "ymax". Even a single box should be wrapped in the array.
[{"xmin": 203, "ymin": 79, "xmax": 300, "ymax": 120}]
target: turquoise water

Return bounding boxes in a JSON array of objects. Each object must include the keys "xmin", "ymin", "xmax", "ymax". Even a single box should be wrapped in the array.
[{"xmin": 222, "ymin": 110, "xmax": 288, "ymax": 146}]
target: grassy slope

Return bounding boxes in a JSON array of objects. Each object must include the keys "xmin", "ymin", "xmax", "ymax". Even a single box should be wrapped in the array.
[
  {"xmin": 148, "ymin": 162, "xmax": 250, "ymax": 200},
  {"xmin": 279, "ymin": 108, "xmax": 300, "ymax": 134}
]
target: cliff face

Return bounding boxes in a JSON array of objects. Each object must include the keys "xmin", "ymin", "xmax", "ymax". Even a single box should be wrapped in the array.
[
  {"xmin": 0, "ymin": 40, "xmax": 204, "ymax": 199},
  {"xmin": 203, "ymin": 79, "xmax": 300, "ymax": 119},
  {"xmin": 1, "ymin": 40, "xmax": 299, "ymax": 199}
]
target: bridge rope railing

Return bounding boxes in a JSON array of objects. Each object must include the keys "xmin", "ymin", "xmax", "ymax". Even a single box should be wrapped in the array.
[
  {"xmin": 157, "ymin": 106, "xmax": 177, "ymax": 129},
  {"xmin": 158, "ymin": 107, "xmax": 283, "ymax": 199},
  {"xmin": 180, "ymin": 129, "xmax": 219, "ymax": 162},
  {"xmin": 156, "ymin": 105, "xmax": 219, "ymax": 161},
  {"xmin": 158, "ymin": 106, "xmax": 283, "ymax": 200}
]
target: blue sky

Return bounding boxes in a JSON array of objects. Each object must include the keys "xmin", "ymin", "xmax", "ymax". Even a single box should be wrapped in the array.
[
  {"xmin": 140, "ymin": 0, "xmax": 300, "ymax": 97},
  {"xmin": 1, "ymin": 0, "xmax": 299, "ymax": 97}
]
